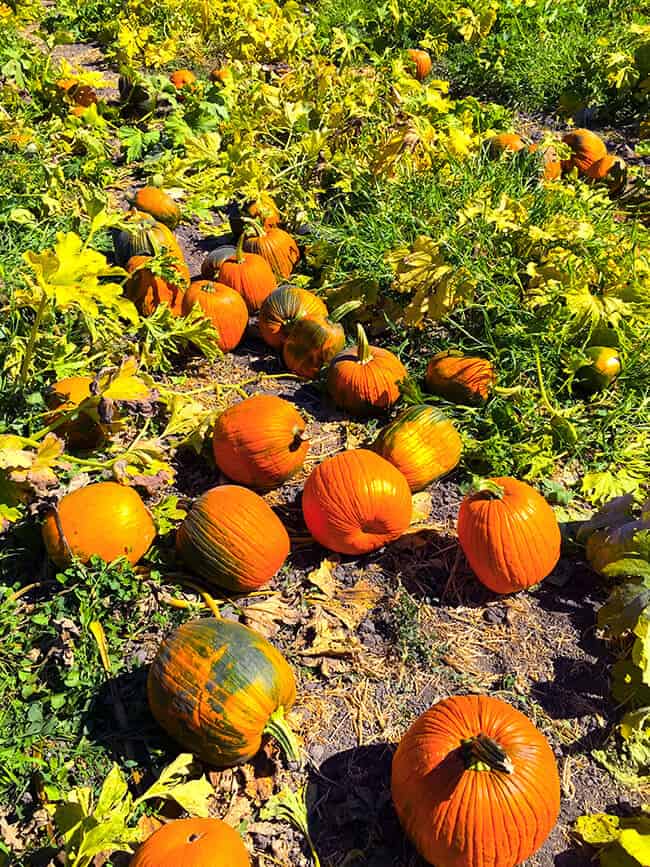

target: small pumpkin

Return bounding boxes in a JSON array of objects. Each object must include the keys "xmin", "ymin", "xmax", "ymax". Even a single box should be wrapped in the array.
[
  {"xmin": 130, "ymin": 817, "xmax": 250, "ymax": 867},
  {"xmin": 42, "ymin": 482, "xmax": 155, "ymax": 568},
  {"xmin": 170, "ymin": 69, "xmax": 196, "ymax": 90},
  {"xmin": 212, "ymin": 395, "xmax": 309, "ymax": 489},
  {"xmin": 457, "ymin": 477, "xmax": 561, "ymax": 594},
  {"xmin": 258, "ymin": 286, "xmax": 328, "ymax": 350},
  {"xmin": 210, "ymin": 66, "xmax": 230, "ymax": 85},
  {"xmin": 528, "ymin": 143, "xmax": 562, "ymax": 180},
  {"xmin": 201, "ymin": 245, "xmax": 238, "ymax": 279},
  {"xmin": 373, "ymin": 405, "xmax": 462, "ymax": 492},
  {"xmin": 125, "ymin": 255, "xmax": 186, "ymax": 316},
  {"xmin": 45, "ymin": 376, "xmax": 105, "ymax": 450},
  {"xmin": 176, "ymin": 485, "xmax": 289, "ymax": 592},
  {"xmin": 230, "ymin": 195, "xmax": 281, "ymax": 238},
  {"xmin": 407, "ymin": 49, "xmax": 432, "ymax": 81},
  {"xmin": 281, "ymin": 301, "xmax": 359, "ymax": 379},
  {"xmin": 216, "ymin": 234, "xmax": 277, "ymax": 313},
  {"xmin": 243, "ymin": 224, "xmax": 300, "ymax": 280},
  {"xmin": 302, "ymin": 449, "xmax": 412, "ymax": 555},
  {"xmin": 573, "ymin": 346, "xmax": 621, "ymax": 394},
  {"xmin": 148, "ymin": 617, "xmax": 300, "ymax": 767},
  {"xmin": 585, "ymin": 153, "xmax": 627, "ymax": 195},
  {"xmin": 327, "ymin": 324, "xmax": 407, "ymax": 416},
  {"xmin": 114, "ymin": 211, "xmax": 189, "ymax": 283},
  {"xmin": 132, "ymin": 187, "xmax": 181, "ymax": 229},
  {"xmin": 181, "ymin": 280, "xmax": 248, "ymax": 351},
  {"xmin": 391, "ymin": 694, "xmax": 560, "ymax": 867},
  {"xmin": 487, "ymin": 133, "xmax": 526, "ymax": 157},
  {"xmin": 561, "ymin": 128, "xmax": 607, "ymax": 175},
  {"xmin": 425, "ymin": 351, "xmax": 496, "ymax": 406}
]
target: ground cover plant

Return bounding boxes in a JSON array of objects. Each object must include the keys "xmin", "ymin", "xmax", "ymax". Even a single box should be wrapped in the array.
[{"xmin": 0, "ymin": 0, "xmax": 649, "ymax": 864}]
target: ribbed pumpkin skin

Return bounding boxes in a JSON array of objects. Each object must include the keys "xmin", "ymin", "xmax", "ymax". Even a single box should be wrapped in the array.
[
  {"xmin": 561, "ymin": 129, "xmax": 607, "ymax": 174},
  {"xmin": 327, "ymin": 344, "xmax": 407, "ymax": 416},
  {"xmin": 201, "ymin": 245, "xmax": 237, "ymax": 279},
  {"xmin": 488, "ymin": 133, "xmax": 525, "ymax": 157},
  {"xmin": 181, "ymin": 280, "xmax": 248, "ymax": 351},
  {"xmin": 258, "ymin": 287, "xmax": 328, "ymax": 350},
  {"xmin": 176, "ymin": 485, "xmax": 290, "ymax": 592},
  {"xmin": 217, "ymin": 252, "xmax": 277, "ymax": 313},
  {"xmin": 213, "ymin": 395, "xmax": 309, "ymax": 489},
  {"xmin": 130, "ymin": 817, "xmax": 250, "ymax": 867},
  {"xmin": 126, "ymin": 256, "xmax": 186, "ymax": 317},
  {"xmin": 302, "ymin": 449, "xmax": 412, "ymax": 555},
  {"xmin": 283, "ymin": 317, "xmax": 345, "ymax": 379},
  {"xmin": 147, "ymin": 618, "xmax": 296, "ymax": 767},
  {"xmin": 243, "ymin": 228, "xmax": 300, "ymax": 280},
  {"xmin": 46, "ymin": 376, "xmax": 105, "ymax": 450},
  {"xmin": 425, "ymin": 352, "xmax": 495, "ymax": 406},
  {"xmin": 114, "ymin": 212, "xmax": 188, "ymax": 281},
  {"xmin": 391, "ymin": 694, "xmax": 560, "ymax": 867},
  {"xmin": 42, "ymin": 482, "xmax": 155, "ymax": 568},
  {"xmin": 373, "ymin": 405, "xmax": 462, "ymax": 492},
  {"xmin": 133, "ymin": 187, "xmax": 181, "ymax": 229},
  {"xmin": 457, "ymin": 477, "xmax": 561, "ymax": 594},
  {"xmin": 407, "ymin": 49, "xmax": 432, "ymax": 81}
]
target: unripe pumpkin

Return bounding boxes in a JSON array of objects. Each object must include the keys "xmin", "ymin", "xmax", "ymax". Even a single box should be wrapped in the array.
[
  {"xmin": 132, "ymin": 187, "xmax": 181, "ymax": 229},
  {"xmin": 258, "ymin": 286, "xmax": 328, "ymax": 350},
  {"xmin": 425, "ymin": 351, "xmax": 496, "ymax": 405},
  {"xmin": 181, "ymin": 280, "xmax": 248, "ymax": 351},
  {"xmin": 201, "ymin": 245, "xmax": 237, "ymax": 279},
  {"xmin": 573, "ymin": 346, "xmax": 621, "ymax": 394},
  {"xmin": 283, "ymin": 316, "xmax": 346, "ymax": 380}
]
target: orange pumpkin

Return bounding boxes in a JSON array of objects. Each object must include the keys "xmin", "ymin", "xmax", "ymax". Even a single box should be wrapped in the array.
[
  {"xmin": 176, "ymin": 485, "xmax": 289, "ymax": 592},
  {"xmin": 243, "ymin": 225, "xmax": 300, "ymax": 280},
  {"xmin": 327, "ymin": 324, "xmax": 407, "ymax": 416},
  {"xmin": 210, "ymin": 66, "xmax": 230, "ymax": 84},
  {"xmin": 130, "ymin": 817, "xmax": 250, "ymax": 867},
  {"xmin": 528, "ymin": 143, "xmax": 562, "ymax": 180},
  {"xmin": 216, "ymin": 235, "xmax": 277, "ymax": 313},
  {"xmin": 457, "ymin": 477, "xmax": 561, "ymax": 594},
  {"xmin": 132, "ymin": 187, "xmax": 180, "ymax": 229},
  {"xmin": 212, "ymin": 395, "xmax": 309, "ymax": 489},
  {"xmin": 125, "ymin": 255, "xmax": 186, "ymax": 316},
  {"xmin": 230, "ymin": 195, "xmax": 281, "ymax": 238},
  {"xmin": 425, "ymin": 351, "xmax": 495, "ymax": 405},
  {"xmin": 302, "ymin": 449, "xmax": 412, "ymax": 555},
  {"xmin": 114, "ymin": 211, "xmax": 189, "ymax": 283},
  {"xmin": 258, "ymin": 286, "xmax": 328, "ymax": 349},
  {"xmin": 487, "ymin": 133, "xmax": 526, "ymax": 157},
  {"xmin": 561, "ymin": 128, "xmax": 607, "ymax": 175},
  {"xmin": 373, "ymin": 405, "xmax": 462, "ymax": 492},
  {"xmin": 585, "ymin": 153, "xmax": 627, "ymax": 194},
  {"xmin": 407, "ymin": 49, "xmax": 432, "ymax": 81},
  {"xmin": 45, "ymin": 376, "xmax": 105, "ymax": 450},
  {"xmin": 170, "ymin": 69, "xmax": 196, "ymax": 90},
  {"xmin": 282, "ymin": 315, "xmax": 346, "ymax": 379},
  {"xmin": 392, "ymin": 694, "xmax": 560, "ymax": 867},
  {"xmin": 181, "ymin": 280, "xmax": 248, "ymax": 351},
  {"xmin": 42, "ymin": 482, "xmax": 155, "ymax": 568}
]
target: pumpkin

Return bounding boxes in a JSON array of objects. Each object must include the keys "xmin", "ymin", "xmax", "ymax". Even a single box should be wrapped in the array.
[
  {"xmin": 210, "ymin": 66, "xmax": 230, "ymax": 84},
  {"xmin": 130, "ymin": 817, "xmax": 250, "ymax": 867},
  {"xmin": 487, "ymin": 133, "xmax": 526, "ymax": 157},
  {"xmin": 132, "ymin": 187, "xmax": 181, "ymax": 229},
  {"xmin": 282, "ymin": 303, "xmax": 359, "ymax": 379},
  {"xmin": 327, "ymin": 324, "xmax": 407, "ymax": 416},
  {"xmin": 125, "ymin": 255, "xmax": 186, "ymax": 317},
  {"xmin": 561, "ymin": 128, "xmax": 607, "ymax": 175},
  {"xmin": 573, "ymin": 346, "xmax": 621, "ymax": 394},
  {"xmin": 114, "ymin": 211, "xmax": 189, "ymax": 283},
  {"xmin": 216, "ymin": 235, "xmax": 277, "ymax": 313},
  {"xmin": 170, "ymin": 69, "xmax": 196, "ymax": 90},
  {"xmin": 528, "ymin": 143, "xmax": 562, "ymax": 180},
  {"xmin": 230, "ymin": 195, "xmax": 281, "ymax": 238},
  {"xmin": 407, "ymin": 49, "xmax": 432, "ymax": 81},
  {"xmin": 585, "ymin": 153, "xmax": 627, "ymax": 195},
  {"xmin": 373, "ymin": 405, "xmax": 462, "ymax": 492},
  {"xmin": 45, "ymin": 376, "xmax": 105, "ymax": 450},
  {"xmin": 148, "ymin": 617, "xmax": 300, "ymax": 766},
  {"xmin": 42, "ymin": 482, "xmax": 155, "ymax": 568},
  {"xmin": 425, "ymin": 351, "xmax": 495, "ymax": 406},
  {"xmin": 201, "ymin": 245, "xmax": 238, "ymax": 279},
  {"xmin": 258, "ymin": 286, "xmax": 328, "ymax": 350},
  {"xmin": 243, "ymin": 225, "xmax": 300, "ymax": 280},
  {"xmin": 302, "ymin": 449, "xmax": 412, "ymax": 555},
  {"xmin": 181, "ymin": 280, "xmax": 248, "ymax": 351},
  {"xmin": 176, "ymin": 485, "xmax": 289, "ymax": 592},
  {"xmin": 457, "ymin": 477, "xmax": 561, "ymax": 594},
  {"xmin": 391, "ymin": 694, "xmax": 560, "ymax": 867},
  {"xmin": 213, "ymin": 395, "xmax": 309, "ymax": 489}
]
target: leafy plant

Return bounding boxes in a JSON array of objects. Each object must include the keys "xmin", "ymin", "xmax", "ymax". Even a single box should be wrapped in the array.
[{"xmin": 574, "ymin": 807, "xmax": 650, "ymax": 867}]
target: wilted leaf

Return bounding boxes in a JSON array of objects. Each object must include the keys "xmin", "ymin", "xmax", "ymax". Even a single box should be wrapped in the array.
[
  {"xmin": 243, "ymin": 595, "xmax": 301, "ymax": 638},
  {"xmin": 410, "ymin": 491, "xmax": 433, "ymax": 524},
  {"xmin": 305, "ymin": 558, "xmax": 337, "ymax": 596},
  {"xmin": 136, "ymin": 753, "xmax": 214, "ymax": 817},
  {"xmin": 593, "ymin": 707, "xmax": 650, "ymax": 788}
]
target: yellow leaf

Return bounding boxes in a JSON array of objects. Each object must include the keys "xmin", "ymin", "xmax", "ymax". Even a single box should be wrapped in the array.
[
  {"xmin": 89, "ymin": 621, "xmax": 111, "ymax": 673},
  {"xmin": 305, "ymin": 558, "xmax": 337, "ymax": 596}
]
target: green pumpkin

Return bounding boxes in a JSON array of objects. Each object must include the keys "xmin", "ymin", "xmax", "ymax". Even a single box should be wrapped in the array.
[{"xmin": 574, "ymin": 347, "xmax": 621, "ymax": 394}]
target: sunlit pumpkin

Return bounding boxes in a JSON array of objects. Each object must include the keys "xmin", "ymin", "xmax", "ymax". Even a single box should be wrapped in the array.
[
  {"xmin": 176, "ymin": 485, "xmax": 289, "ymax": 592},
  {"xmin": 45, "ymin": 376, "xmax": 105, "ymax": 450},
  {"xmin": 487, "ymin": 133, "xmax": 526, "ymax": 157},
  {"xmin": 258, "ymin": 286, "xmax": 328, "ymax": 350},
  {"xmin": 407, "ymin": 49, "xmax": 432, "ymax": 81},
  {"xmin": 114, "ymin": 211, "xmax": 189, "ymax": 284},
  {"xmin": 132, "ymin": 187, "xmax": 181, "ymax": 229},
  {"xmin": 302, "ymin": 449, "xmax": 412, "ymax": 555},
  {"xmin": 283, "ymin": 315, "xmax": 346, "ymax": 379},
  {"xmin": 130, "ymin": 817, "xmax": 250, "ymax": 867},
  {"xmin": 528, "ymin": 143, "xmax": 562, "ymax": 180},
  {"xmin": 210, "ymin": 66, "xmax": 230, "ymax": 84},
  {"xmin": 573, "ymin": 346, "xmax": 621, "ymax": 394},
  {"xmin": 125, "ymin": 255, "xmax": 186, "ymax": 317},
  {"xmin": 457, "ymin": 477, "xmax": 561, "ymax": 593},
  {"xmin": 425, "ymin": 351, "xmax": 496, "ymax": 405},
  {"xmin": 243, "ymin": 225, "xmax": 300, "ymax": 280},
  {"xmin": 148, "ymin": 617, "xmax": 300, "ymax": 767},
  {"xmin": 200, "ymin": 245, "xmax": 237, "ymax": 279},
  {"xmin": 170, "ymin": 69, "xmax": 196, "ymax": 91},
  {"xmin": 215, "ymin": 235, "xmax": 277, "ymax": 313},
  {"xmin": 42, "ymin": 482, "xmax": 155, "ymax": 568},
  {"xmin": 584, "ymin": 153, "xmax": 627, "ymax": 195},
  {"xmin": 212, "ymin": 395, "xmax": 309, "ymax": 489},
  {"xmin": 561, "ymin": 128, "xmax": 607, "ymax": 175},
  {"xmin": 327, "ymin": 324, "xmax": 407, "ymax": 416},
  {"xmin": 392, "ymin": 694, "xmax": 560, "ymax": 867},
  {"xmin": 373, "ymin": 405, "xmax": 462, "ymax": 492},
  {"xmin": 181, "ymin": 280, "xmax": 248, "ymax": 351}
]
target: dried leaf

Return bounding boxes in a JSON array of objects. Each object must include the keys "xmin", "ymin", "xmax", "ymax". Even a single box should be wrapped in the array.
[
  {"xmin": 305, "ymin": 558, "xmax": 337, "ymax": 597},
  {"xmin": 243, "ymin": 596, "xmax": 300, "ymax": 638}
]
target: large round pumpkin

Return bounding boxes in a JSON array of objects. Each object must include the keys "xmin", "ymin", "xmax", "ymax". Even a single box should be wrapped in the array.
[
  {"xmin": 327, "ymin": 325, "xmax": 407, "ymax": 416},
  {"xmin": 425, "ymin": 351, "xmax": 496, "ymax": 406},
  {"xmin": 130, "ymin": 817, "xmax": 250, "ymax": 867},
  {"xmin": 181, "ymin": 280, "xmax": 248, "ymax": 352},
  {"xmin": 302, "ymin": 449, "xmax": 412, "ymax": 555},
  {"xmin": 132, "ymin": 187, "xmax": 180, "ymax": 229},
  {"xmin": 45, "ymin": 376, "xmax": 105, "ymax": 450},
  {"xmin": 200, "ymin": 245, "xmax": 237, "ymax": 280},
  {"xmin": 561, "ymin": 128, "xmax": 607, "ymax": 175},
  {"xmin": 258, "ymin": 286, "xmax": 328, "ymax": 350},
  {"xmin": 283, "ymin": 315, "xmax": 346, "ymax": 379},
  {"xmin": 176, "ymin": 485, "xmax": 289, "ymax": 592},
  {"xmin": 125, "ymin": 255, "xmax": 186, "ymax": 317},
  {"xmin": 147, "ymin": 617, "xmax": 299, "ymax": 766},
  {"xmin": 391, "ymin": 694, "xmax": 560, "ymax": 867},
  {"xmin": 216, "ymin": 236, "xmax": 277, "ymax": 313},
  {"xmin": 457, "ymin": 477, "xmax": 561, "ymax": 594},
  {"xmin": 373, "ymin": 405, "xmax": 462, "ymax": 492},
  {"xmin": 212, "ymin": 395, "xmax": 309, "ymax": 489},
  {"xmin": 243, "ymin": 226, "xmax": 300, "ymax": 280},
  {"xmin": 42, "ymin": 482, "xmax": 156, "ymax": 568}
]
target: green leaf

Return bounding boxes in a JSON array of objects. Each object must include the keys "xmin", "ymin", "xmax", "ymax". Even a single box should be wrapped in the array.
[
  {"xmin": 95, "ymin": 765, "xmax": 131, "ymax": 820},
  {"xmin": 597, "ymin": 578, "xmax": 650, "ymax": 637},
  {"xmin": 260, "ymin": 785, "xmax": 321, "ymax": 867},
  {"xmin": 575, "ymin": 808, "xmax": 650, "ymax": 867}
]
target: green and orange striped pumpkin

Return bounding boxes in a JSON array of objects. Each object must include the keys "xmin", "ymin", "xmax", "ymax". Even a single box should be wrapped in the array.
[
  {"xmin": 258, "ymin": 286, "xmax": 328, "ymax": 350},
  {"xmin": 425, "ymin": 351, "xmax": 496, "ymax": 406}
]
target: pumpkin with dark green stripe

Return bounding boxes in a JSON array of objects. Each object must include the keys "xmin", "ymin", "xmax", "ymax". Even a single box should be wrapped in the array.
[
  {"xmin": 573, "ymin": 346, "xmax": 621, "ymax": 394},
  {"xmin": 148, "ymin": 618, "xmax": 299, "ymax": 767},
  {"xmin": 176, "ymin": 485, "xmax": 290, "ymax": 592}
]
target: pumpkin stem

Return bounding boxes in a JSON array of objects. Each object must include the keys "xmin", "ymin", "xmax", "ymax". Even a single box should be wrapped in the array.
[
  {"xmin": 461, "ymin": 733, "xmax": 514, "ymax": 774},
  {"xmin": 290, "ymin": 425, "xmax": 309, "ymax": 451},
  {"xmin": 356, "ymin": 323, "xmax": 373, "ymax": 364},
  {"xmin": 52, "ymin": 506, "xmax": 75, "ymax": 563},
  {"xmin": 234, "ymin": 230, "xmax": 247, "ymax": 264},
  {"xmin": 263, "ymin": 706, "xmax": 302, "ymax": 766},
  {"xmin": 468, "ymin": 476, "xmax": 505, "ymax": 500},
  {"xmin": 329, "ymin": 299, "xmax": 362, "ymax": 323},
  {"xmin": 241, "ymin": 215, "xmax": 266, "ymax": 238}
]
